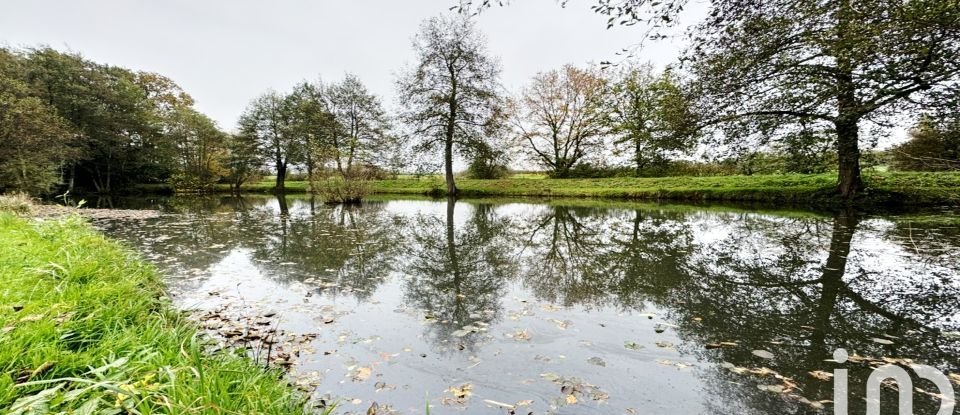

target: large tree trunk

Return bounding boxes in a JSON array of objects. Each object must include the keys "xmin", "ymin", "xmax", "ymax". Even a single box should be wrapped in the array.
[
  {"xmin": 445, "ymin": 75, "xmax": 459, "ymax": 196},
  {"xmin": 275, "ymin": 161, "xmax": 287, "ymax": 194},
  {"xmin": 444, "ymin": 137, "xmax": 457, "ymax": 195},
  {"xmin": 836, "ymin": 119, "xmax": 863, "ymax": 199},
  {"xmin": 834, "ymin": 0, "xmax": 863, "ymax": 200}
]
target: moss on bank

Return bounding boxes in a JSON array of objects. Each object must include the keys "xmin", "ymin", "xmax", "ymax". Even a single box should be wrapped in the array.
[{"xmin": 0, "ymin": 213, "xmax": 312, "ymax": 414}]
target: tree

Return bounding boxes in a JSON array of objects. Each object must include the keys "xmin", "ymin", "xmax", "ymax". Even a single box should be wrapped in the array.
[
  {"xmin": 286, "ymin": 81, "xmax": 336, "ymax": 182},
  {"xmin": 0, "ymin": 58, "xmax": 75, "ymax": 195},
  {"xmin": 224, "ymin": 132, "xmax": 263, "ymax": 194},
  {"xmin": 26, "ymin": 49, "xmax": 168, "ymax": 192},
  {"xmin": 238, "ymin": 91, "xmax": 301, "ymax": 193},
  {"xmin": 397, "ymin": 15, "xmax": 502, "ymax": 195},
  {"xmin": 511, "ymin": 64, "xmax": 607, "ymax": 178},
  {"xmin": 465, "ymin": 0, "xmax": 960, "ymax": 198},
  {"xmin": 606, "ymin": 63, "xmax": 698, "ymax": 176},
  {"xmin": 891, "ymin": 117, "xmax": 960, "ymax": 171},
  {"xmin": 166, "ymin": 107, "xmax": 228, "ymax": 191},
  {"xmin": 324, "ymin": 74, "xmax": 391, "ymax": 177}
]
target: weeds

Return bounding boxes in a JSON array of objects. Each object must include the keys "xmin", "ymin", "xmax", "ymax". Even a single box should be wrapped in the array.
[{"xmin": 0, "ymin": 193, "xmax": 34, "ymax": 214}]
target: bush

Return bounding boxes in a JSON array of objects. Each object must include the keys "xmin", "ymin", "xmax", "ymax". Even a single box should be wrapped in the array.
[
  {"xmin": 311, "ymin": 176, "xmax": 372, "ymax": 204},
  {"xmin": 466, "ymin": 157, "xmax": 510, "ymax": 179}
]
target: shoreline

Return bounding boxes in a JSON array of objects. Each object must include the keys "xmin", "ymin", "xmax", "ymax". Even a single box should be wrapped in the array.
[{"xmin": 110, "ymin": 172, "xmax": 960, "ymax": 210}]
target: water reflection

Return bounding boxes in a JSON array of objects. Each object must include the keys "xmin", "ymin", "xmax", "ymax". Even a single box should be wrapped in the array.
[{"xmin": 91, "ymin": 195, "xmax": 960, "ymax": 414}]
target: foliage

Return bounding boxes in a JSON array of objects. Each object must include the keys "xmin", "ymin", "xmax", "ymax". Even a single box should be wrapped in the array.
[
  {"xmin": 238, "ymin": 91, "xmax": 301, "ymax": 192},
  {"xmin": 311, "ymin": 176, "xmax": 373, "ymax": 204},
  {"xmin": 467, "ymin": 0, "xmax": 960, "ymax": 198},
  {"xmin": 605, "ymin": 63, "xmax": 699, "ymax": 176},
  {"xmin": 323, "ymin": 75, "xmax": 392, "ymax": 177},
  {"xmin": 891, "ymin": 118, "xmax": 960, "ymax": 171},
  {"xmin": 0, "ymin": 70, "xmax": 75, "ymax": 195},
  {"xmin": 0, "ymin": 215, "xmax": 310, "ymax": 414},
  {"xmin": 165, "ymin": 107, "xmax": 228, "ymax": 192},
  {"xmin": 511, "ymin": 64, "xmax": 607, "ymax": 178},
  {"xmin": 0, "ymin": 46, "xmax": 231, "ymax": 196},
  {"xmin": 396, "ymin": 14, "xmax": 503, "ymax": 195}
]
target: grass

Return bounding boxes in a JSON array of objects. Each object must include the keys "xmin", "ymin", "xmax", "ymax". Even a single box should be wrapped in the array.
[
  {"xmin": 0, "ymin": 212, "xmax": 318, "ymax": 414},
  {"xmin": 116, "ymin": 171, "xmax": 960, "ymax": 208},
  {"xmin": 0, "ymin": 193, "xmax": 35, "ymax": 215},
  {"xmin": 368, "ymin": 171, "xmax": 960, "ymax": 208}
]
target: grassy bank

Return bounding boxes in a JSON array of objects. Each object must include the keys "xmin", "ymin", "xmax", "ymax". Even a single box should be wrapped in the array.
[
  {"xmin": 215, "ymin": 171, "xmax": 960, "ymax": 207},
  {"xmin": 0, "ymin": 212, "xmax": 311, "ymax": 414},
  {"xmin": 373, "ymin": 172, "xmax": 960, "ymax": 206}
]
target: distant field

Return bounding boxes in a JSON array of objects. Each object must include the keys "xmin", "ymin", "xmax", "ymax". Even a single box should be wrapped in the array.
[{"xmin": 214, "ymin": 171, "xmax": 960, "ymax": 208}]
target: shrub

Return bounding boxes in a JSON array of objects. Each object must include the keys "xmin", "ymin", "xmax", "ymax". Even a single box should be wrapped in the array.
[{"xmin": 312, "ymin": 176, "xmax": 372, "ymax": 204}]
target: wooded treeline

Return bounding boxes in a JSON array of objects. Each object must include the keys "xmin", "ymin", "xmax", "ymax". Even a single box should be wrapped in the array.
[{"xmin": 2, "ymin": 0, "xmax": 959, "ymax": 199}]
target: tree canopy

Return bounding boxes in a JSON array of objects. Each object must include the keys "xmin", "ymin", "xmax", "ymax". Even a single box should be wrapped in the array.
[{"xmin": 396, "ymin": 14, "xmax": 503, "ymax": 195}]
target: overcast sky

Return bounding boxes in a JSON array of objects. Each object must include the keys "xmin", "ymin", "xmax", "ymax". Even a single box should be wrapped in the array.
[{"xmin": 0, "ymin": 0, "xmax": 700, "ymax": 131}]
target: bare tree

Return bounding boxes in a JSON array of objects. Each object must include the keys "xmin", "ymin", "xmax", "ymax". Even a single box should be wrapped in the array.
[
  {"xmin": 511, "ymin": 64, "xmax": 607, "ymax": 178},
  {"xmin": 396, "ymin": 15, "xmax": 502, "ymax": 195}
]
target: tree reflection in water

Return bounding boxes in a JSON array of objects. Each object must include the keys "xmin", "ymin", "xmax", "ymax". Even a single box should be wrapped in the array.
[
  {"xmin": 90, "ymin": 196, "xmax": 960, "ymax": 414},
  {"xmin": 402, "ymin": 198, "xmax": 518, "ymax": 353}
]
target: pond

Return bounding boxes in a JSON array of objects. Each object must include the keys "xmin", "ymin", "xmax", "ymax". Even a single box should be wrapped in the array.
[{"xmin": 87, "ymin": 195, "xmax": 960, "ymax": 415}]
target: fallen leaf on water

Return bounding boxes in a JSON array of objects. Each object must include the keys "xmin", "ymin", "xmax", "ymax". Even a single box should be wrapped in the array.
[
  {"xmin": 757, "ymin": 384, "xmax": 785, "ymax": 393},
  {"xmin": 541, "ymin": 372, "xmax": 560, "ymax": 382},
  {"xmin": 550, "ymin": 319, "xmax": 572, "ymax": 330},
  {"xmin": 483, "ymin": 399, "xmax": 514, "ymax": 409},
  {"xmin": 565, "ymin": 394, "xmax": 578, "ymax": 404},
  {"xmin": 655, "ymin": 340, "xmax": 675, "ymax": 349},
  {"xmin": 624, "ymin": 341, "xmax": 643, "ymax": 351},
  {"xmin": 752, "ymin": 350, "xmax": 775, "ymax": 360},
  {"xmin": 515, "ymin": 400, "xmax": 533, "ymax": 407},
  {"xmin": 445, "ymin": 383, "xmax": 473, "ymax": 403},
  {"xmin": 507, "ymin": 329, "xmax": 531, "ymax": 342},
  {"xmin": 541, "ymin": 303, "xmax": 561, "ymax": 312},
  {"xmin": 353, "ymin": 366, "xmax": 373, "ymax": 382},
  {"xmin": 587, "ymin": 357, "xmax": 606, "ymax": 367},
  {"xmin": 810, "ymin": 370, "xmax": 834, "ymax": 381}
]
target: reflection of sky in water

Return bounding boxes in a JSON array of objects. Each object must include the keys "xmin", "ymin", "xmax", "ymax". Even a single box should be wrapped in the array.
[{"xmin": 90, "ymin": 196, "xmax": 960, "ymax": 415}]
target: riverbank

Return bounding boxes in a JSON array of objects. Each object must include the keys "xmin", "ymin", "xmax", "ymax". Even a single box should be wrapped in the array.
[
  {"xmin": 0, "ymin": 210, "xmax": 314, "ymax": 413},
  {"xmin": 208, "ymin": 171, "xmax": 960, "ymax": 208}
]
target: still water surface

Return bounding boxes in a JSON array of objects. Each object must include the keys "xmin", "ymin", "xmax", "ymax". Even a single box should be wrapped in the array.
[{"xmin": 89, "ymin": 195, "xmax": 960, "ymax": 414}]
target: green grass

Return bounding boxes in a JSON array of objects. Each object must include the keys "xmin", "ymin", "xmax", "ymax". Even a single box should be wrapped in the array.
[
  {"xmin": 0, "ymin": 213, "xmax": 315, "ymax": 414},
  {"xmin": 167, "ymin": 171, "xmax": 960, "ymax": 208},
  {"xmin": 368, "ymin": 171, "xmax": 960, "ymax": 208}
]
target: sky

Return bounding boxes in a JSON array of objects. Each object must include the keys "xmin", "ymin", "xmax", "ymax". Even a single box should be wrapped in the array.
[{"xmin": 0, "ymin": 0, "xmax": 700, "ymax": 131}]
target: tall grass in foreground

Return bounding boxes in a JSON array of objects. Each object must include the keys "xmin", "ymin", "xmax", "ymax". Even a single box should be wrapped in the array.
[{"xmin": 0, "ymin": 214, "xmax": 316, "ymax": 414}]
